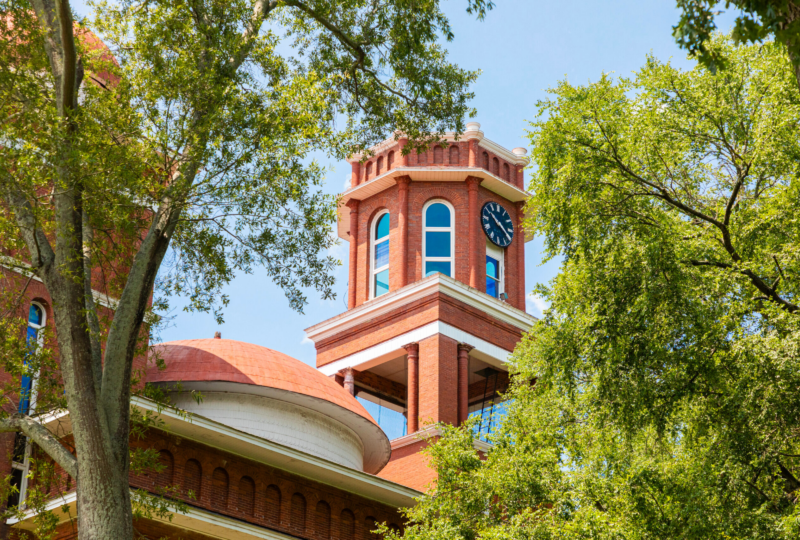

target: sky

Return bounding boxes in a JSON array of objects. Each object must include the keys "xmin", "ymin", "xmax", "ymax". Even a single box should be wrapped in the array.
[{"xmin": 74, "ymin": 0, "xmax": 738, "ymax": 368}]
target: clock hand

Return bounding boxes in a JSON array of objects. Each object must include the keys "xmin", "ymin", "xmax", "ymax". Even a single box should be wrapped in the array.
[{"xmin": 491, "ymin": 214, "xmax": 512, "ymax": 241}]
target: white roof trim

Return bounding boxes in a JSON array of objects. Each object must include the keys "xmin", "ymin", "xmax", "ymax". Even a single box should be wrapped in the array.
[
  {"xmin": 1, "ymin": 256, "xmax": 120, "ymax": 310},
  {"xmin": 390, "ymin": 426, "xmax": 494, "ymax": 453},
  {"xmin": 348, "ymin": 132, "xmax": 529, "ymax": 166},
  {"xmin": 316, "ymin": 320, "xmax": 513, "ymax": 376},
  {"xmin": 35, "ymin": 396, "xmax": 420, "ymax": 507},
  {"xmin": 305, "ymin": 273, "xmax": 536, "ymax": 343}
]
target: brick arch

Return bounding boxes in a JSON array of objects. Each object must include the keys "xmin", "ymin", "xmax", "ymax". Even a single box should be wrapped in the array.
[
  {"xmin": 433, "ymin": 145, "xmax": 444, "ymax": 164},
  {"xmin": 290, "ymin": 492, "xmax": 307, "ymax": 533},
  {"xmin": 482, "ymin": 151, "xmax": 489, "ymax": 170},
  {"xmin": 364, "ymin": 515, "xmax": 378, "ymax": 539},
  {"xmin": 449, "ymin": 144, "xmax": 460, "ymax": 165},
  {"xmin": 416, "ymin": 148, "xmax": 427, "ymax": 165},
  {"xmin": 340, "ymin": 508, "xmax": 356, "ymax": 540},
  {"xmin": 492, "ymin": 157, "xmax": 500, "ymax": 175},
  {"xmin": 156, "ymin": 449, "xmax": 173, "ymax": 487},
  {"xmin": 365, "ymin": 161, "xmax": 373, "ymax": 181},
  {"xmin": 376, "ymin": 156, "xmax": 384, "ymax": 175},
  {"xmin": 211, "ymin": 467, "xmax": 229, "ymax": 511},
  {"xmin": 183, "ymin": 458, "xmax": 202, "ymax": 499},
  {"xmin": 387, "ymin": 150, "xmax": 395, "ymax": 169},
  {"xmin": 503, "ymin": 163, "xmax": 510, "ymax": 181},
  {"xmin": 265, "ymin": 484, "xmax": 281, "ymax": 526},
  {"xmin": 315, "ymin": 500, "xmax": 331, "ymax": 539},
  {"xmin": 237, "ymin": 475, "xmax": 255, "ymax": 516}
]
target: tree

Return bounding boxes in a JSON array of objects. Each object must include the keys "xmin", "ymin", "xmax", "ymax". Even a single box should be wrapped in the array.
[
  {"xmin": 674, "ymin": 0, "xmax": 800, "ymax": 88},
  {"xmin": 0, "ymin": 0, "xmax": 494, "ymax": 537},
  {"xmin": 389, "ymin": 37, "xmax": 800, "ymax": 539}
]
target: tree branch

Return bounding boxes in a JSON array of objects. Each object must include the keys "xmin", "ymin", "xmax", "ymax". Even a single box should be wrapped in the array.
[{"xmin": 0, "ymin": 414, "xmax": 77, "ymax": 479}]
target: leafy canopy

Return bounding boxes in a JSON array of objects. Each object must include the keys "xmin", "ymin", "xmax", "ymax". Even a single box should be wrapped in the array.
[{"xmin": 391, "ymin": 36, "xmax": 800, "ymax": 540}]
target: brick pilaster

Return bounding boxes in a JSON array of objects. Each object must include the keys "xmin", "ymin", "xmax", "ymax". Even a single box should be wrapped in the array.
[
  {"xmin": 466, "ymin": 177, "xmax": 482, "ymax": 289},
  {"xmin": 404, "ymin": 343, "xmax": 419, "ymax": 433},
  {"xmin": 346, "ymin": 200, "xmax": 360, "ymax": 309},
  {"xmin": 418, "ymin": 334, "xmax": 458, "ymax": 426},
  {"xmin": 457, "ymin": 344, "xmax": 473, "ymax": 424},
  {"xmin": 516, "ymin": 201, "xmax": 527, "ymax": 310},
  {"xmin": 351, "ymin": 161, "xmax": 361, "ymax": 187},
  {"xmin": 468, "ymin": 139, "xmax": 478, "ymax": 168},
  {"xmin": 395, "ymin": 176, "xmax": 411, "ymax": 288}
]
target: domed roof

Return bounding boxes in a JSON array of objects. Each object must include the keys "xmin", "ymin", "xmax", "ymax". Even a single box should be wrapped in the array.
[{"xmin": 146, "ymin": 339, "xmax": 391, "ymax": 474}]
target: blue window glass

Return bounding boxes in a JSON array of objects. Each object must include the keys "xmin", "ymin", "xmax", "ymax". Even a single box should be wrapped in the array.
[
  {"xmin": 375, "ymin": 240, "xmax": 390, "ymax": 268},
  {"xmin": 375, "ymin": 213, "xmax": 390, "ymax": 240},
  {"xmin": 425, "ymin": 261, "xmax": 451, "ymax": 277},
  {"xmin": 374, "ymin": 269, "xmax": 389, "ymax": 297},
  {"xmin": 425, "ymin": 203, "xmax": 450, "ymax": 227},
  {"xmin": 28, "ymin": 305, "xmax": 42, "ymax": 326},
  {"xmin": 425, "ymin": 231, "xmax": 451, "ymax": 258},
  {"xmin": 486, "ymin": 256, "xmax": 499, "ymax": 279},
  {"xmin": 486, "ymin": 256, "xmax": 500, "ymax": 298}
]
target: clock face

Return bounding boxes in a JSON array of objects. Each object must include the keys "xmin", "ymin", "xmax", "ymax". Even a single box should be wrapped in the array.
[{"xmin": 481, "ymin": 202, "xmax": 514, "ymax": 247}]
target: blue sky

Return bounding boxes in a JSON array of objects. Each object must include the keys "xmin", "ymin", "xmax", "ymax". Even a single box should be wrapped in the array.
[{"xmin": 75, "ymin": 0, "xmax": 738, "ymax": 367}]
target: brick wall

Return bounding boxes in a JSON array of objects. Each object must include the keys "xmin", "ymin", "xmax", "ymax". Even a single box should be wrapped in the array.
[
  {"xmin": 377, "ymin": 439, "xmax": 436, "ymax": 493},
  {"xmin": 417, "ymin": 334, "xmax": 458, "ymax": 426},
  {"xmin": 126, "ymin": 429, "xmax": 404, "ymax": 540},
  {"xmin": 349, "ymin": 181, "xmax": 525, "ymax": 311}
]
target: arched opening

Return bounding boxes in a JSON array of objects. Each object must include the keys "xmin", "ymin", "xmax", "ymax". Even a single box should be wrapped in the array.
[
  {"xmin": 371, "ymin": 211, "xmax": 390, "ymax": 298},
  {"xmin": 365, "ymin": 161, "xmax": 373, "ymax": 180},
  {"xmin": 211, "ymin": 467, "xmax": 229, "ymax": 510},
  {"xmin": 417, "ymin": 148, "xmax": 427, "ymax": 165},
  {"xmin": 482, "ymin": 151, "xmax": 489, "ymax": 170},
  {"xmin": 183, "ymin": 459, "xmax": 202, "ymax": 499},
  {"xmin": 492, "ymin": 157, "xmax": 500, "ymax": 175},
  {"xmin": 449, "ymin": 145, "xmax": 459, "ymax": 165},
  {"xmin": 423, "ymin": 200, "xmax": 455, "ymax": 278},
  {"xmin": 291, "ymin": 492, "xmax": 306, "ymax": 532},
  {"xmin": 503, "ymin": 163, "xmax": 510, "ymax": 181},
  {"xmin": 433, "ymin": 145, "xmax": 443, "ymax": 164},
  {"xmin": 238, "ymin": 476, "xmax": 255, "ymax": 516},
  {"xmin": 340, "ymin": 509, "xmax": 355, "ymax": 540},
  {"xmin": 265, "ymin": 484, "xmax": 281, "ymax": 525},
  {"xmin": 315, "ymin": 500, "xmax": 331, "ymax": 539},
  {"xmin": 376, "ymin": 156, "xmax": 384, "ymax": 175},
  {"xmin": 156, "ymin": 450, "xmax": 174, "ymax": 487},
  {"xmin": 388, "ymin": 150, "xmax": 395, "ymax": 168}
]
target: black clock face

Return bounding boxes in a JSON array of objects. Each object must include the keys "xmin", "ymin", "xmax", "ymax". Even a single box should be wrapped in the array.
[{"xmin": 481, "ymin": 202, "xmax": 514, "ymax": 247}]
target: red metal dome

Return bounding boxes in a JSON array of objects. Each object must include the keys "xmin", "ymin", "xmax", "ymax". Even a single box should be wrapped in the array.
[{"xmin": 146, "ymin": 339, "xmax": 391, "ymax": 474}]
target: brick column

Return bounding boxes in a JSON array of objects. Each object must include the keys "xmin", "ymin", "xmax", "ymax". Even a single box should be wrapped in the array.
[
  {"xmin": 466, "ymin": 177, "xmax": 482, "ymax": 289},
  {"xmin": 468, "ymin": 139, "xmax": 478, "ymax": 167},
  {"xmin": 418, "ymin": 334, "xmax": 459, "ymax": 426},
  {"xmin": 404, "ymin": 342, "xmax": 419, "ymax": 434},
  {"xmin": 516, "ymin": 163, "xmax": 525, "ymax": 190},
  {"xmin": 457, "ymin": 344, "xmax": 473, "ymax": 425},
  {"xmin": 400, "ymin": 138, "xmax": 409, "ymax": 166},
  {"xmin": 395, "ymin": 176, "xmax": 411, "ymax": 288},
  {"xmin": 343, "ymin": 367, "xmax": 355, "ymax": 396},
  {"xmin": 516, "ymin": 201, "xmax": 527, "ymax": 310},
  {"xmin": 351, "ymin": 161, "xmax": 361, "ymax": 187},
  {"xmin": 346, "ymin": 199, "xmax": 360, "ymax": 309}
]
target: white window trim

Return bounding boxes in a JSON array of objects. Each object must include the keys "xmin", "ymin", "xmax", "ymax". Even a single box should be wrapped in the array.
[
  {"xmin": 422, "ymin": 199, "xmax": 455, "ymax": 278},
  {"xmin": 370, "ymin": 210, "xmax": 391, "ymax": 299},
  {"xmin": 485, "ymin": 241, "xmax": 504, "ymax": 298},
  {"xmin": 14, "ymin": 302, "xmax": 47, "ymax": 508}
]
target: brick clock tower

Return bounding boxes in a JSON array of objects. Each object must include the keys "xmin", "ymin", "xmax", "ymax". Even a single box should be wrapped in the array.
[{"xmin": 304, "ymin": 122, "xmax": 536, "ymax": 491}]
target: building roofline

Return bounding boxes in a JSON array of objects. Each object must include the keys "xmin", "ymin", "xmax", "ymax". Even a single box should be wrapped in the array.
[
  {"xmin": 305, "ymin": 273, "xmax": 537, "ymax": 344},
  {"xmin": 36, "ymin": 396, "xmax": 421, "ymax": 508}
]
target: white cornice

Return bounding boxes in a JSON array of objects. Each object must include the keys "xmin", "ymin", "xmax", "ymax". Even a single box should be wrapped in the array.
[
  {"xmin": 35, "ymin": 396, "xmax": 420, "ymax": 508},
  {"xmin": 390, "ymin": 426, "xmax": 494, "ymax": 453},
  {"xmin": 0, "ymin": 256, "xmax": 119, "ymax": 310},
  {"xmin": 346, "ymin": 129, "xmax": 528, "ymax": 166},
  {"xmin": 305, "ymin": 273, "xmax": 536, "ymax": 344}
]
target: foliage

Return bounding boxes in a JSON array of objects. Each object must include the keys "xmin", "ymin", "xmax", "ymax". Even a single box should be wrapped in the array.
[{"xmin": 391, "ymin": 37, "xmax": 800, "ymax": 540}]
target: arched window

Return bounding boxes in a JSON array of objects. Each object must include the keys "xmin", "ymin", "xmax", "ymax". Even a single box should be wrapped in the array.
[
  {"xmin": 365, "ymin": 161, "xmax": 373, "ymax": 180},
  {"xmin": 492, "ymin": 157, "xmax": 500, "ymax": 175},
  {"xmin": 21, "ymin": 302, "xmax": 45, "ymax": 414},
  {"xmin": 417, "ymin": 149, "xmax": 427, "ymax": 165},
  {"xmin": 291, "ymin": 492, "xmax": 306, "ymax": 532},
  {"xmin": 433, "ymin": 146, "xmax": 443, "ymax": 164},
  {"xmin": 376, "ymin": 156, "xmax": 384, "ymax": 175},
  {"xmin": 265, "ymin": 484, "xmax": 281, "ymax": 525},
  {"xmin": 238, "ymin": 476, "xmax": 255, "ymax": 516},
  {"xmin": 340, "ymin": 509, "xmax": 355, "ymax": 540},
  {"xmin": 388, "ymin": 151, "xmax": 395, "ymax": 168},
  {"xmin": 371, "ymin": 211, "xmax": 390, "ymax": 298},
  {"xmin": 482, "ymin": 151, "xmax": 489, "ymax": 170},
  {"xmin": 423, "ymin": 201, "xmax": 454, "ymax": 278},
  {"xmin": 315, "ymin": 501, "xmax": 331, "ymax": 539},
  {"xmin": 503, "ymin": 163, "xmax": 510, "ymax": 181},
  {"xmin": 183, "ymin": 459, "xmax": 202, "ymax": 499},
  {"xmin": 211, "ymin": 467, "xmax": 229, "ymax": 510},
  {"xmin": 449, "ymin": 145, "xmax": 459, "ymax": 165},
  {"xmin": 156, "ymin": 450, "xmax": 174, "ymax": 487}
]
